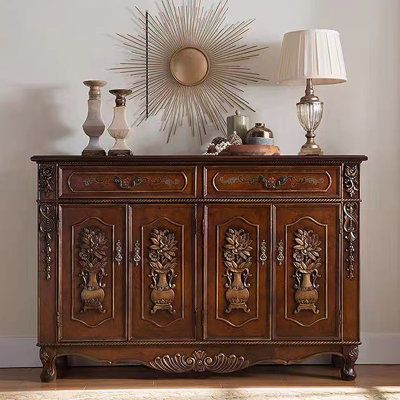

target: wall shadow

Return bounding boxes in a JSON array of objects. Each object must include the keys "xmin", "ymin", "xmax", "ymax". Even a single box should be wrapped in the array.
[{"xmin": 0, "ymin": 85, "xmax": 74, "ymax": 336}]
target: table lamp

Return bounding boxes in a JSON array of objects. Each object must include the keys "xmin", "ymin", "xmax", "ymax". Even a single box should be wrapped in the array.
[{"xmin": 278, "ymin": 29, "xmax": 347, "ymax": 155}]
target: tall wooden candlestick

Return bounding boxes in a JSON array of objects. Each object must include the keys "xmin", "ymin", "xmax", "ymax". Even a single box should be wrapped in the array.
[{"xmin": 82, "ymin": 80, "xmax": 107, "ymax": 156}]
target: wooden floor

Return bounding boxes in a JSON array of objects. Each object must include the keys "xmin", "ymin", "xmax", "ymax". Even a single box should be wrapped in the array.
[{"xmin": 0, "ymin": 365, "xmax": 399, "ymax": 393}]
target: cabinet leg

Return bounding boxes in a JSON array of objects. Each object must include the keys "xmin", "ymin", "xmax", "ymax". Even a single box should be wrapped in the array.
[
  {"xmin": 55, "ymin": 355, "xmax": 69, "ymax": 378},
  {"xmin": 340, "ymin": 346, "xmax": 358, "ymax": 381},
  {"xmin": 331, "ymin": 354, "xmax": 344, "ymax": 368},
  {"xmin": 40, "ymin": 347, "xmax": 57, "ymax": 382}
]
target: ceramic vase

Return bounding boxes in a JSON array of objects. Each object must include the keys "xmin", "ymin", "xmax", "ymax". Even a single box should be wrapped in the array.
[
  {"xmin": 108, "ymin": 89, "xmax": 133, "ymax": 156},
  {"xmin": 82, "ymin": 80, "xmax": 107, "ymax": 156}
]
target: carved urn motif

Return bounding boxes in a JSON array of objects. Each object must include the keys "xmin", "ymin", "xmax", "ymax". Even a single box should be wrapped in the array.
[
  {"xmin": 292, "ymin": 229, "xmax": 322, "ymax": 314},
  {"xmin": 223, "ymin": 228, "xmax": 252, "ymax": 313},
  {"xmin": 78, "ymin": 226, "xmax": 108, "ymax": 313},
  {"xmin": 148, "ymin": 228, "xmax": 178, "ymax": 314}
]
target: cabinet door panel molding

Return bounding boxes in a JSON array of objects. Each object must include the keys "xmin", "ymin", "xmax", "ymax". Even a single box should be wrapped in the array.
[
  {"xmin": 58, "ymin": 205, "xmax": 126, "ymax": 342},
  {"xmin": 130, "ymin": 205, "xmax": 195, "ymax": 340}
]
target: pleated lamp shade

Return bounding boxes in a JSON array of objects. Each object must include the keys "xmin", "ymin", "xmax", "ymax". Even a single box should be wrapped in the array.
[{"xmin": 278, "ymin": 29, "xmax": 347, "ymax": 85}]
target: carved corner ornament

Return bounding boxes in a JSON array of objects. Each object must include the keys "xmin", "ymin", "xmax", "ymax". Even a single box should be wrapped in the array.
[
  {"xmin": 149, "ymin": 350, "xmax": 249, "ymax": 373},
  {"xmin": 148, "ymin": 228, "xmax": 178, "ymax": 314},
  {"xmin": 38, "ymin": 164, "xmax": 56, "ymax": 199},
  {"xmin": 344, "ymin": 165, "xmax": 359, "ymax": 198},
  {"xmin": 223, "ymin": 228, "xmax": 252, "ymax": 314},
  {"xmin": 39, "ymin": 204, "xmax": 56, "ymax": 280},
  {"xmin": 78, "ymin": 226, "xmax": 108, "ymax": 313},
  {"xmin": 344, "ymin": 202, "xmax": 358, "ymax": 279},
  {"xmin": 293, "ymin": 229, "xmax": 322, "ymax": 314}
]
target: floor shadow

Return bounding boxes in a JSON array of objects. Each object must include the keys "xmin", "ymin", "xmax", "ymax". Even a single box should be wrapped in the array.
[{"xmin": 41, "ymin": 364, "xmax": 341, "ymax": 383}]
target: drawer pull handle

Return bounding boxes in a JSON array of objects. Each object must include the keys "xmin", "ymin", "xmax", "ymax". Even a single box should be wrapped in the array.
[
  {"xmin": 258, "ymin": 175, "xmax": 290, "ymax": 189},
  {"xmin": 115, "ymin": 240, "xmax": 123, "ymax": 266},
  {"xmin": 132, "ymin": 240, "xmax": 141, "ymax": 267},
  {"xmin": 114, "ymin": 176, "xmax": 143, "ymax": 190},
  {"xmin": 277, "ymin": 240, "xmax": 284, "ymax": 266},
  {"xmin": 259, "ymin": 240, "xmax": 267, "ymax": 266}
]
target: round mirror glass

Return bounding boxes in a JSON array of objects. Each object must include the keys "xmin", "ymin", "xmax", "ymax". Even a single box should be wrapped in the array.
[{"xmin": 170, "ymin": 47, "xmax": 209, "ymax": 86}]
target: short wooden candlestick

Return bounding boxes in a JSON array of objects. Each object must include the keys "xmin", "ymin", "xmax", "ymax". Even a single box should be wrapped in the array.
[{"xmin": 108, "ymin": 89, "xmax": 133, "ymax": 156}]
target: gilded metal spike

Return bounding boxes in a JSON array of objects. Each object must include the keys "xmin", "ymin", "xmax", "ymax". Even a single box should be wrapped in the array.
[{"xmin": 113, "ymin": 0, "xmax": 266, "ymax": 141}]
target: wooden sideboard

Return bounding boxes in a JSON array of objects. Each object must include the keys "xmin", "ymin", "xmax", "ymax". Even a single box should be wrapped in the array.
[{"xmin": 32, "ymin": 155, "xmax": 367, "ymax": 381}]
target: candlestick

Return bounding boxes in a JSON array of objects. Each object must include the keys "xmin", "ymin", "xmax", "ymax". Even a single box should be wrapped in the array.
[
  {"xmin": 108, "ymin": 89, "xmax": 133, "ymax": 156},
  {"xmin": 82, "ymin": 80, "xmax": 107, "ymax": 156}
]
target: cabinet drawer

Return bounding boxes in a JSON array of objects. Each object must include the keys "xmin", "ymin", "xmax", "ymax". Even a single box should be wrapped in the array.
[
  {"xmin": 204, "ymin": 166, "xmax": 340, "ymax": 198},
  {"xmin": 60, "ymin": 166, "xmax": 196, "ymax": 198}
]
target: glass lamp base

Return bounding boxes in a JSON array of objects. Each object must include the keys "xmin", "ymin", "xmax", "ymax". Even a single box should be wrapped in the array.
[{"xmin": 296, "ymin": 80, "xmax": 324, "ymax": 156}]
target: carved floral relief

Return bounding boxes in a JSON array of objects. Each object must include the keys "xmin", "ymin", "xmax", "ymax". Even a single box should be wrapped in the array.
[
  {"xmin": 223, "ymin": 228, "xmax": 253, "ymax": 313},
  {"xmin": 78, "ymin": 226, "xmax": 108, "ymax": 313},
  {"xmin": 39, "ymin": 204, "xmax": 56, "ymax": 280},
  {"xmin": 38, "ymin": 164, "xmax": 56, "ymax": 198},
  {"xmin": 217, "ymin": 174, "xmax": 326, "ymax": 190},
  {"xmin": 292, "ymin": 229, "xmax": 322, "ymax": 314},
  {"xmin": 344, "ymin": 202, "xmax": 358, "ymax": 279},
  {"xmin": 344, "ymin": 165, "xmax": 359, "ymax": 198},
  {"xmin": 148, "ymin": 228, "xmax": 178, "ymax": 314},
  {"xmin": 150, "ymin": 350, "xmax": 249, "ymax": 373},
  {"xmin": 67, "ymin": 171, "xmax": 185, "ymax": 192},
  {"xmin": 114, "ymin": 175, "xmax": 181, "ymax": 190}
]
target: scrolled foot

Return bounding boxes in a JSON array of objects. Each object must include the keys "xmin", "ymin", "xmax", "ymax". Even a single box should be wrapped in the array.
[
  {"xmin": 341, "ymin": 366, "xmax": 356, "ymax": 381},
  {"xmin": 340, "ymin": 346, "xmax": 358, "ymax": 381},
  {"xmin": 40, "ymin": 347, "xmax": 57, "ymax": 382}
]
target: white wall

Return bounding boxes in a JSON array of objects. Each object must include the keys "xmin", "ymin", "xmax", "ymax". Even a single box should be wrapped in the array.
[{"xmin": 0, "ymin": 0, "xmax": 399, "ymax": 366}]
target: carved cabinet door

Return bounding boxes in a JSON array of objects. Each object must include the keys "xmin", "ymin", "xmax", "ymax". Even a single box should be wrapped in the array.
[
  {"xmin": 59, "ymin": 205, "xmax": 126, "ymax": 341},
  {"xmin": 129, "ymin": 204, "xmax": 196, "ymax": 340},
  {"xmin": 274, "ymin": 204, "xmax": 340, "ymax": 339},
  {"xmin": 204, "ymin": 205, "xmax": 270, "ymax": 339}
]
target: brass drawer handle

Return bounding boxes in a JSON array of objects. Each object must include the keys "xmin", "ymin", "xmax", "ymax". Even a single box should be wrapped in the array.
[
  {"xmin": 258, "ymin": 175, "xmax": 290, "ymax": 189},
  {"xmin": 259, "ymin": 240, "xmax": 267, "ymax": 266},
  {"xmin": 115, "ymin": 240, "xmax": 123, "ymax": 266},
  {"xmin": 132, "ymin": 240, "xmax": 141, "ymax": 266},
  {"xmin": 114, "ymin": 176, "xmax": 143, "ymax": 190},
  {"xmin": 277, "ymin": 240, "xmax": 284, "ymax": 266}
]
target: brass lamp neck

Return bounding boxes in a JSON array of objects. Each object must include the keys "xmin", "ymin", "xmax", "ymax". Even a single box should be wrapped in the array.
[{"xmin": 300, "ymin": 78, "xmax": 320, "ymax": 103}]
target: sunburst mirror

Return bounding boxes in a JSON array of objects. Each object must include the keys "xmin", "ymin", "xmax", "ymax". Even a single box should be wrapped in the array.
[{"xmin": 113, "ymin": 0, "xmax": 266, "ymax": 143}]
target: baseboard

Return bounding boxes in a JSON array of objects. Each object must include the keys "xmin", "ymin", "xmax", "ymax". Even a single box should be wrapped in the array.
[{"xmin": 0, "ymin": 333, "xmax": 399, "ymax": 368}]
